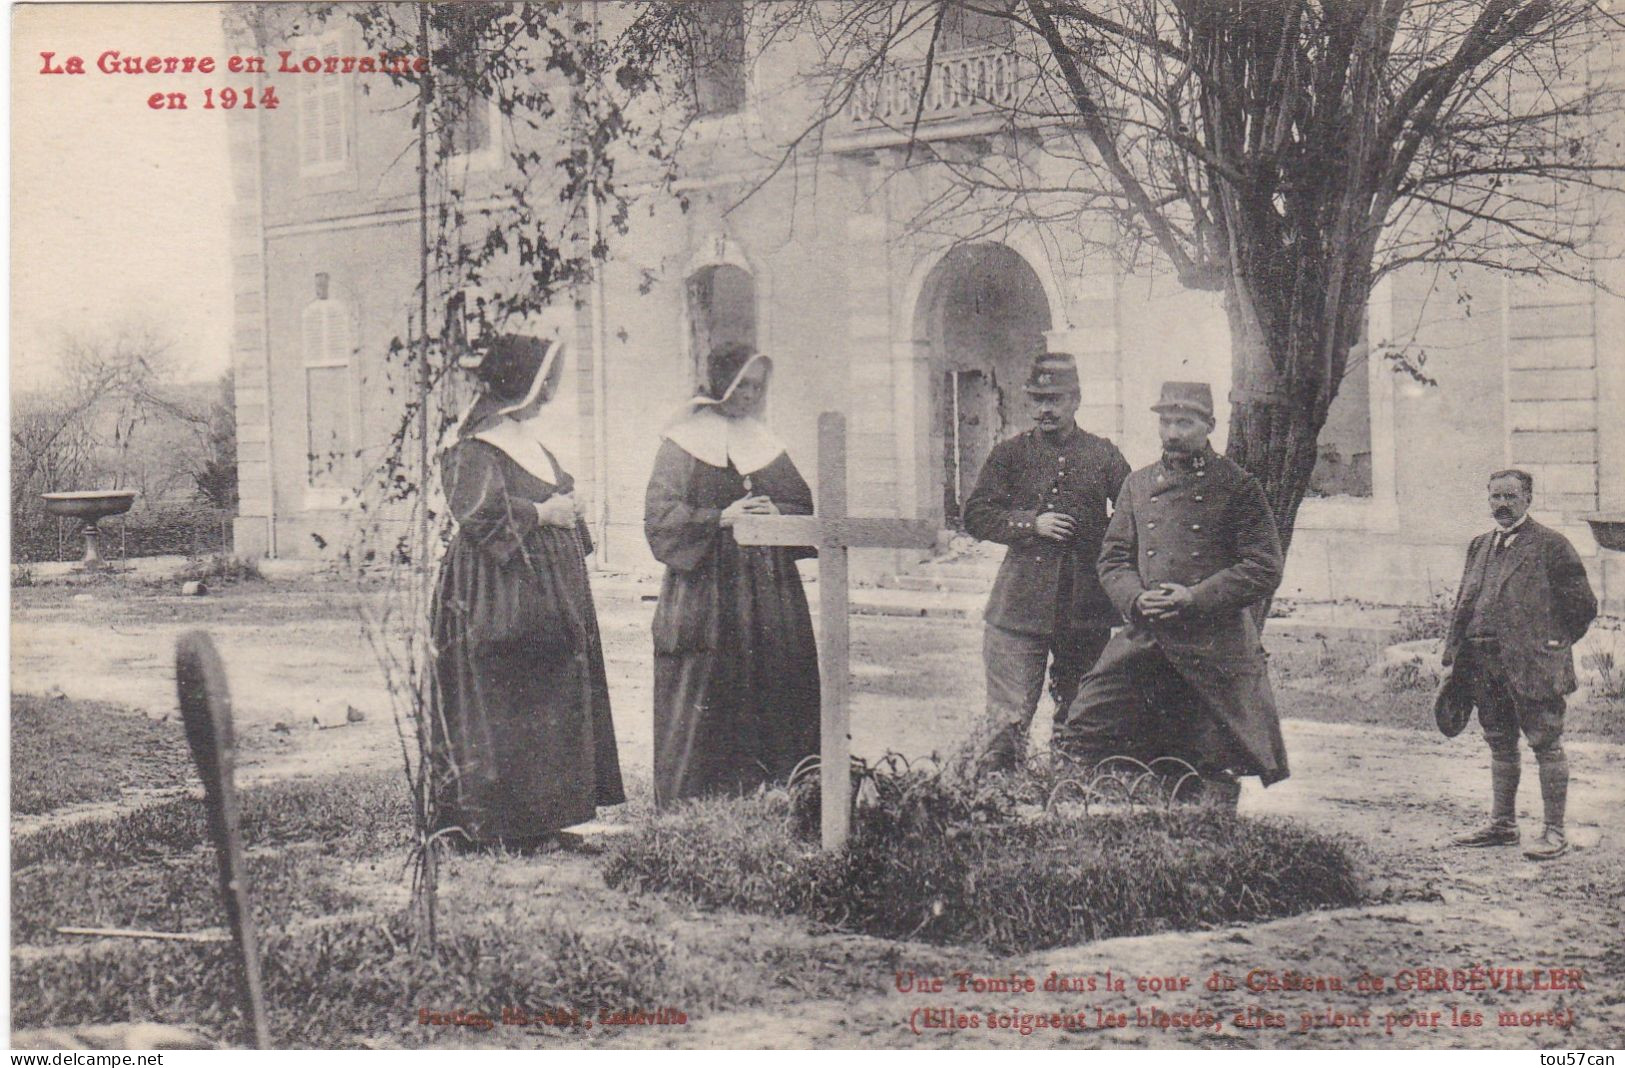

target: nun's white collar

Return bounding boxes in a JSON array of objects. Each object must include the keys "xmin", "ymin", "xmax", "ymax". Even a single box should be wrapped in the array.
[{"xmin": 662, "ymin": 406, "xmax": 785, "ymax": 476}]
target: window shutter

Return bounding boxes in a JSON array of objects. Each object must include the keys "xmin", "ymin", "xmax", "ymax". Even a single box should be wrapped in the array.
[
  {"xmin": 299, "ymin": 71, "xmax": 322, "ymax": 166},
  {"xmin": 303, "ymin": 300, "xmax": 353, "ymax": 490},
  {"xmin": 302, "ymin": 303, "xmax": 324, "ymax": 363},
  {"xmin": 299, "ymin": 38, "xmax": 348, "ymax": 170}
]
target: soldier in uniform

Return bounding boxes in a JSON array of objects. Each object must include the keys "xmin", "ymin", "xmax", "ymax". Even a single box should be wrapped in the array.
[
  {"xmin": 1056, "ymin": 381, "xmax": 1289, "ymax": 805},
  {"xmin": 1441, "ymin": 469, "xmax": 1597, "ymax": 860},
  {"xmin": 962, "ymin": 352, "xmax": 1131, "ymax": 774}
]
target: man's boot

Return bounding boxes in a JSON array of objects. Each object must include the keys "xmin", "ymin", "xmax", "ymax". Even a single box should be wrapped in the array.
[
  {"xmin": 1524, "ymin": 753, "xmax": 1568, "ymax": 861},
  {"xmin": 1453, "ymin": 756, "xmax": 1520, "ymax": 846}
]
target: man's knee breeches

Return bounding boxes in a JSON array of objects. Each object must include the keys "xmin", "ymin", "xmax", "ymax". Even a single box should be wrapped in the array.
[{"xmin": 1474, "ymin": 663, "xmax": 1566, "ymax": 760}]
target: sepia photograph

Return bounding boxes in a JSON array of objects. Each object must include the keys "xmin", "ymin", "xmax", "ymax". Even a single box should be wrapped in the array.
[{"xmin": 8, "ymin": 0, "xmax": 1625, "ymax": 1052}]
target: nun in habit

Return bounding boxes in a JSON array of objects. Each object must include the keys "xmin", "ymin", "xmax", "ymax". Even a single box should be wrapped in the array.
[
  {"xmin": 430, "ymin": 334, "xmax": 624, "ymax": 848},
  {"xmin": 644, "ymin": 342, "xmax": 821, "ymax": 806}
]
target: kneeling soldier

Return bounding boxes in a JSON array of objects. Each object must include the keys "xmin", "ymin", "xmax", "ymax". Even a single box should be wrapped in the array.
[{"xmin": 1056, "ymin": 382, "xmax": 1290, "ymax": 805}]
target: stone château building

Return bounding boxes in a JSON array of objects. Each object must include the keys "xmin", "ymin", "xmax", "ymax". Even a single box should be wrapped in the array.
[{"xmin": 225, "ymin": 3, "xmax": 1625, "ymax": 610}]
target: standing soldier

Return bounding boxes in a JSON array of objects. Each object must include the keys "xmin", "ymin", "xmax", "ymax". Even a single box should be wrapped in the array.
[
  {"xmin": 1441, "ymin": 470, "xmax": 1597, "ymax": 860},
  {"xmin": 963, "ymin": 352, "xmax": 1131, "ymax": 774},
  {"xmin": 1056, "ymin": 381, "xmax": 1289, "ymax": 805}
]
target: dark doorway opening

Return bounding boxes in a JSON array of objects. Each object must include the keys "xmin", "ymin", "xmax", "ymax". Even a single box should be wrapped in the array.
[{"xmin": 919, "ymin": 244, "xmax": 1052, "ymax": 528}]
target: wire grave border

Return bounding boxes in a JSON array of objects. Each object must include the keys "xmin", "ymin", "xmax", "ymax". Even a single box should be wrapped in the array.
[
  {"xmin": 782, "ymin": 748, "xmax": 1221, "ymax": 841},
  {"xmin": 1042, "ymin": 754, "xmax": 1210, "ymax": 816}
]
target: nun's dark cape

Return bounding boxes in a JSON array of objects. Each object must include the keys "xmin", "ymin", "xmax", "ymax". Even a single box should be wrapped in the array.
[
  {"xmin": 644, "ymin": 404, "xmax": 820, "ymax": 807},
  {"xmin": 429, "ymin": 392, "xmax": 623, "ymax": 844}
]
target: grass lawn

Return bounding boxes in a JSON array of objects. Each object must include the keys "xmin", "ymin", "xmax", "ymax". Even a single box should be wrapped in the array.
[
  {"xmin": 10, "ymin": 761, "xmax": 978, "ymax": 1048},
  {"xmin": 11, "ymin": 694, "xmax": 197, "ymax": 815},
  {"xmin": 10, "ymin": 693, "xmax": 1366, "ymax": 1048}
]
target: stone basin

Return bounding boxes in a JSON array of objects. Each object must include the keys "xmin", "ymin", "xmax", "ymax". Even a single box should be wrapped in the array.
[
  {"xmin": 41, "ymin": 490, "xmax": 137, "ymax": 569},
  {"xmin": 41, "ymin": 489, "xmax": 138, "ymax": 521},
  {"xmin": 1583, "ymin": 513, "xmax": 1625, "ymax": 552}
]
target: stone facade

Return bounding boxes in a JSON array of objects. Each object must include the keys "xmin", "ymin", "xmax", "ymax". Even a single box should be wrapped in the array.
[{"xmin": 227, "ymin": 12, "xmax": 1625, "ymax": 612}]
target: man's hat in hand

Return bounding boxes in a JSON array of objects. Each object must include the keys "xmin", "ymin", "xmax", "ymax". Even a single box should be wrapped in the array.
[{"xmin": 1433, "ymin": 671, "xmax": 1475, "ymax": 737}]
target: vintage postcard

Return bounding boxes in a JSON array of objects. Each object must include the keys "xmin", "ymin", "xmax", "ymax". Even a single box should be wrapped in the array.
[{"xmin": 9, "ymin": 0, "xmax": 1625, "ymax": 1054}]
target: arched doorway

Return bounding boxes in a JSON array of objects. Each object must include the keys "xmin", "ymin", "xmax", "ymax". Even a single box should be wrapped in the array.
[
  {"xmin": 913, "ymin": 243, "xmax": 1053, "ymax": 526},
  {"xmin": 686, "ymin": 263, "xmax": 756, "ymax": 384}
]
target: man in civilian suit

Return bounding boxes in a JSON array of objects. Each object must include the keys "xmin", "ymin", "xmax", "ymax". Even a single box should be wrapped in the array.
[{"xmin": 1442, "ymin": 469, "xmax": 1597, "ymax": 861}]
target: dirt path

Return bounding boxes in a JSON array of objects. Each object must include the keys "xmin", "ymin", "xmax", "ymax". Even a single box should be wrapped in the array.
[{"xmin": 11, "ymin": 576, "xmax": 1624, "ymax": 1048}]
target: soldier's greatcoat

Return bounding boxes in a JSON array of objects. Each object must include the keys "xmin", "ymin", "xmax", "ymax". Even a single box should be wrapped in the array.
[{"xmin": 1085, "ymin": 448, "xmax": 1290, "ymax": 784}]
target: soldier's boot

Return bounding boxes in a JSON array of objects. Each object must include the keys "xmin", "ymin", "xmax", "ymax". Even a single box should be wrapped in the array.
[
  {"xmin": 1045, "ymin": 722, "xmax": 1099, "ymax": 775},
  {"xmin": 1453, "ymin": 755, "xmax": 1521, "ymax": 847},
  {"xmin": 1197, "ymin": 771, "xmax": 1240, "ymax": 813},
  {"xmin": 969, "ymin": 722, "xmax": 1026, "ymax": 780},
  {"xmin": 1167, "ymin": 766, "xmax": 1239, "ymax": 811},
  {"xmin": 1524, "ymin": 753, "xmax": 1568, "ymax": 861}
]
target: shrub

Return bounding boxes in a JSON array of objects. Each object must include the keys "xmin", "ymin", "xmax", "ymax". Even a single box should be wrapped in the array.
[
  {"xmin": 1582, "ymin": 650, "xmax": 1625, "ymax": 701},
  {"xmin": 12, "ymin": 503, "xmax": 234, "ymax": 563},
  {"xmin": 1381, "ymin": 658, "xmax": 1433, "ymax": 693},
  {"xmin": 1394, "ymin": 585, "xmax": 1456, "ymax": 643},
  {"xmin": 174, "ymin": 553, "xmax": 263, "ymax": 586},
  {"xmin": 118, "ymin": 504, "xmax": 234, "ymax": 559},
  {"xmin": 605, "ymin": 766, "xmax": 1364, "ymax": 954},
  {"xmin": 12, "ymin": 564, "xmax": 36, "ymax": 587},
  {"xmin": 11, "ymin": 517, "xmax": 65, "ymax": 565}
]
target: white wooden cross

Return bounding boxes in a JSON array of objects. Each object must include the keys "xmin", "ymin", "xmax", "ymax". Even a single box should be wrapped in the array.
[{"xmin": 733, "ymin": 411, "xmax": 938, "ymax": 850}]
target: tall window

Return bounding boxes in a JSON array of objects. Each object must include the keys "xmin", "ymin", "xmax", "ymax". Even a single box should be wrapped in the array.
[
  {"xmin": 687, "ymin": 264, "xmax": 757, "ymax": 382},
  {"xmin": 446, "ymin": 81, "xmax": 495, "ymax": 159},
  {"xmin": 298, "ymin": 37, "xmax": 349, "ymax": 174},
  {"xmin": 940, "ymin": 1, "xmax": 1015, "ymax": 51},
  {"xmin": 688, "ymin": 0, "xmax": 747, "ymax": 117},
  {"xmin": 302, "ymin": 290, "xmax": 354, "ymax": 496},
  {"xmin": 1308, "ymin": 331, "xmax": 1374, "ymax": 498}
]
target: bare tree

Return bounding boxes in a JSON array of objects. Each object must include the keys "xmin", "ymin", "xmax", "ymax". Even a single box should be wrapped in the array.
[
  {"xmin": 10, "ymin": 325, "xmax": 203, "ymax": 507},
  {"xmin": 638, "ymin": 0, "xmax": 1623, "ymax": 556}
]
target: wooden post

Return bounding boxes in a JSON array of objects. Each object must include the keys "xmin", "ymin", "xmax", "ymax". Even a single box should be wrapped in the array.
[
  {"xmin": 175, "ymin": 632, "xmax": 271, "ymax": 1049},
  {"xmin": 816, "ymin": 414, "xmax": 851, "ymax": 849},
  {"xmin": 734, "ymin": 411, "xmax": 937, "ymax": 849}
]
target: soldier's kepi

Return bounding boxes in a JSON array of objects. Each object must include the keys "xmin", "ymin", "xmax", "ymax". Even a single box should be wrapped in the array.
[{"xmin": 1055, "ymin": 381, "xmax": 1290, "ymax": 805}]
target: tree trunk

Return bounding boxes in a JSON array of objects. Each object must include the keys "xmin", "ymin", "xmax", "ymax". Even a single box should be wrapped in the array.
[{"xmin": 1222, "ymin": 271, "xmax": 1366, "ymax": 569}]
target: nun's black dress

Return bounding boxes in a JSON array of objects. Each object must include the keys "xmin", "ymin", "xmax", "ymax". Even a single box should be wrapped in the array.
[
  {"xmin": 429, "ymin": 440, "xmax": 623, "ymax": 843},
  {"xmin": 643, "ymin": 439, "xmax": 820, "ymax": 807}
]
